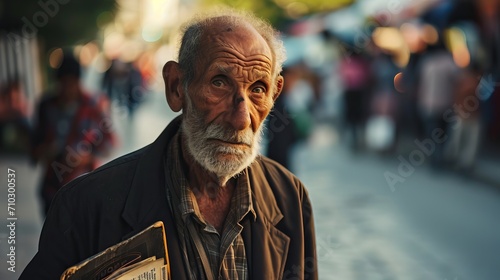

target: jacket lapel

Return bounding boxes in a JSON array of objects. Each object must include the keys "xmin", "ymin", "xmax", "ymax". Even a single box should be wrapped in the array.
[
  {"xmin": 246, "ymin": 161, "xmax": 291, "ymax": 279},
  {"xmin": 120, "ymin": 116, "xmax": 189, "ymax": 280},
  {"xmin": 120, "ymin": 116, "xmax": 180, "ymax": 233}
]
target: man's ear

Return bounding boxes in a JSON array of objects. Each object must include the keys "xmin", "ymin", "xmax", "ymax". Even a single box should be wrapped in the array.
[
  {"xmin": 273, "ymin": 75, "xmax": 284, "ymax": 101},
  {"xmin": 163, "ymin": 61, "xmax": 184, "ymax": 112}
]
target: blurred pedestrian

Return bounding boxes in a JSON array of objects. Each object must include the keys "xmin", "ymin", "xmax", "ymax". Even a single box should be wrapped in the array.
[
  {"xmin": 0, "ymin": 78, "xmax": 31, "ymax": 154},
  {"xmin": 339, "ymin": 50, "xmax": 373, "ymax": 151},
  {"xmin": 102, "ymin": 59, "xmax": 145, "ymax": 117},
  {"xmin": 266, "ymin": 66, "xmax": 300, "ymax": 169},
  {"xmin": 365, "ymin": 51, "xmax": 400, "ymax": 153},
  {"xmin": 449, "ymin": 0, "xmax": 500, "ymax": 142},
  {"xmin": 417, "ymin": 38, "xmax": 459, "ymax": 167},
  {"xmin": 477, "ymin": 0, "xmax": 500, "ymax": 142},
  {"xmin": 31, "ymin": 51, "xmax": 115, "ymax": 215},
  {"xmin": 445, "ymin": 66, "xmax": 483, "ymax": 172}
]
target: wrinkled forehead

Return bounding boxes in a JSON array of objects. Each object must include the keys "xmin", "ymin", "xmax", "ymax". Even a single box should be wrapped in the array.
[{"xmin": 200, "ymin": 19, "xmax": 273, "ymax": 63}]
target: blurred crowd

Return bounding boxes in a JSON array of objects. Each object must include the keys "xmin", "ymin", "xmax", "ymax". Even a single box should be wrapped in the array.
[{"xmin": 265, "ymin": 0, "xmax": 500, "ymax": 175}]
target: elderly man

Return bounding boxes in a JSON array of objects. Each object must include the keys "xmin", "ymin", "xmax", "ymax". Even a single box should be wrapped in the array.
[{"xmin": 21, "ymin": 9, "xmax": 317, "ymax": 280}]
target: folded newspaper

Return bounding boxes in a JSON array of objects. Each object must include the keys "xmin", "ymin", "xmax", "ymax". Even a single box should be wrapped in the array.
[{"xmin": 60, "ymin": 221, "xmax": 170, "ymax": 280}]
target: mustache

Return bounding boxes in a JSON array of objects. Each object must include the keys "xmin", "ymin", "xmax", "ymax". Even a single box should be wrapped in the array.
[
  {"xmin": 204, "ymin": 123, "xmax": 254, "ymax": 146},
  {"xmin": 183, "ymin": 93, "xmax": 258, "ymax": 146}
]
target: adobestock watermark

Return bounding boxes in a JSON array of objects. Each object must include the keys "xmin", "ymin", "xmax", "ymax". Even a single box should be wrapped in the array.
[
  {"xmin": 316, "ymin": 234, "xmax": 341, "ymax": 261},
  {"xmin": 281, "ymin": 234, "xmax": 341, "ymax": 279},
  {"xmin": 385, "ymin": 74, "xmax": 498, "ymax": 192},
  {"xmin": 282, "ymin": 257, "xmax": 317, "ymax": 279},
  {"xmin": 266, "ymin": 105, "xmax": 295, "ymax": 142},
  {"xmin": 7, "ymin": 0, "xmax": 71, "ymax": 46},
  {"xmin": 6, "ymin": 168, "xmax": 17, "ymax": 273},
  {"xmin": 384, "ymin": 127, "xmax": 447, "ymax": 191},
  {"xmin": 50, "ymin": 115, "xmax": 114, "ymax": 182}
]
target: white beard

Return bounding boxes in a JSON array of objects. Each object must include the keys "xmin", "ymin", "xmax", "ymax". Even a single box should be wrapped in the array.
[{"xmin": 181, "ymin": 93, "xmax": 262, "ymax": 183}]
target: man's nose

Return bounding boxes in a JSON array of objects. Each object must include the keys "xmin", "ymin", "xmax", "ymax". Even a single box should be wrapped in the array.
[{"xmin": 228, "ymin": 92, "xmax": 251, "ymax": 131}]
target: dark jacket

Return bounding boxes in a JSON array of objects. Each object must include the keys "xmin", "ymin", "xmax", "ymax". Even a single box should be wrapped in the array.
[{"xmin": 20, "ymin": 117, "xmax": 317, "ymax": 280}]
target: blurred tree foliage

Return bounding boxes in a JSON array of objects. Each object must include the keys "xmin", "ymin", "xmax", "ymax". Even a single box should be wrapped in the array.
[
  {"xmin": 199, "ymin": 0, "xmax": 353, "ymax": 28},
  {"xmin": 0, "ymin": 0, "xmax": 116, "ymax": 50},
  {"xmin": 199, "ymin": 0, "xmax": 286, "ymax": 27}
]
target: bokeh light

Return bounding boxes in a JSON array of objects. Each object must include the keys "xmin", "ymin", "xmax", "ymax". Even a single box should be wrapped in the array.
[
  {"xmin": 79, "ymin": 41, "xmax": 100, "ymax": 67},
  {"xmin": 393, "ymin": 72, "xmax": 405, "ymax": 93},
  {"xmin": 445, "ymin": 27, "xmax": 471, "ymax": 68},
  {"xmin": 48, "ymin": 48, "xmax": 63, "ymax": 69},
  {"xmin": 421, "ymin": 24, "xmax": 439, "ymax": 45}
]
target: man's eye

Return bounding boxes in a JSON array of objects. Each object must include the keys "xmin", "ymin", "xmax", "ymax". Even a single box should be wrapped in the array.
[
  {"xmin": 212, "ymin": 80, "xmax": 224, "ymax": 87},
  {"xmin": 252, "ymin": 87, "xmax": 266, "ymax": 94}
]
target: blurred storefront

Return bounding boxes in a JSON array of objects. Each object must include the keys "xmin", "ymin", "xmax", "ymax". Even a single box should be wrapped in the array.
[{"xmin": 0, "ymin": 29, "xmax": 41, "ymax": 154}]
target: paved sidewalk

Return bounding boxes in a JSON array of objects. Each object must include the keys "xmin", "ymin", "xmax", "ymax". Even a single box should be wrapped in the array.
[
  {"xmin": 474, "ymin": 142, "xmax": 500, "ymax": 188},
  {"xmin": 294, "ymin": 123, "xmax": 500, "ymax": 280}
]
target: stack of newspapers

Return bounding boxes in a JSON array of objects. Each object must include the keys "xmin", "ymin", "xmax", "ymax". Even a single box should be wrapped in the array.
[{"xmin": 60, "ymin": 221, "xmax": 170, "ymax": 280}]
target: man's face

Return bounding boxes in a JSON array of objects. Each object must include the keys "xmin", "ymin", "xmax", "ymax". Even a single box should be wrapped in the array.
[{"xmin": 181, "ymin": 23, "xmax": 279, "ymax": 179}]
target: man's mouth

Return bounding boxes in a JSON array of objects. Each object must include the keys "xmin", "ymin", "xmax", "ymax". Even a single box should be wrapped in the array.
[{"xmin": 209, "ymin": 138, "xmax": 251, "ymax": 147}]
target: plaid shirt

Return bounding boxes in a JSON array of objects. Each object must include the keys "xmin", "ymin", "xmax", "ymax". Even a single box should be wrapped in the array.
[
  {"xmin": 164, "ymin": 131, "xmax": 256, "ymax": 280},
  {"xmin": 32, "ymin": 92, "xmax": 115, "ymax": 201}
]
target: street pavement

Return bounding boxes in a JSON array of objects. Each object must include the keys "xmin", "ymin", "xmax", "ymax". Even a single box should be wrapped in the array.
[
  {"xmin": 1, "ymin": 91, "xmax": 500, "ymax": 279},
  {"xmin": 295, "ymin": 125, "xmax": 500, "ymax": 280}
]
